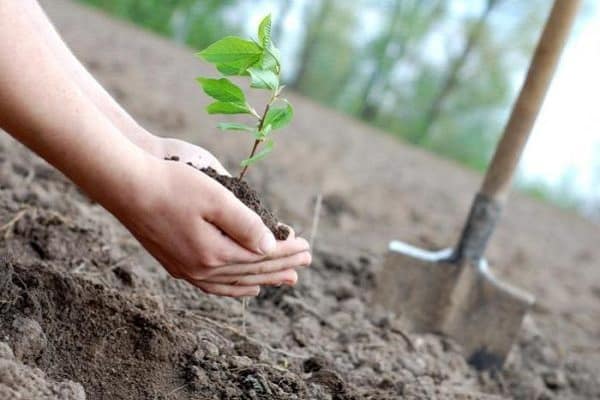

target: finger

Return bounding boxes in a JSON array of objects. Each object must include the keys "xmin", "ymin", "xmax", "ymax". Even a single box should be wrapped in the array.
[
  {"xmin": 188, "ymin": 228, "xmax": 310, "ymax": 279},
  {"xmin": 188, "ymin": 280, "xmax": 261, "ymax": 298},
  {"xmin": 133, "ymin": 223, "xmax": 255, "ymax": 278},
  {"xmin": 267, "ymin": 236, "xmax": 309, "ymax": 259},
  {"xmin": 210, "ymin": 233, "xmax": 310, "ymax": 265},
  {"xmin": 206, "ymin": 187, "xmax": 277, "ymax": 256},
  {"xmin": 205, "ymin": 268, "xmax": 298, "ymax": 287},
  {"xmin": 208, "ymin": 251, "xmax": 311, "ymax": 277},
  {"xmin": 198, "ymin": 220, "xmax": 265, "ymax": 266}
]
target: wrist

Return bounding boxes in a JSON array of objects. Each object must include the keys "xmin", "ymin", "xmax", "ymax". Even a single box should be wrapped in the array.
[
  {"xmin": 60, "ymin": 125, "xmax": 154, "ymax": 219},
  {"xmin": 122, "ymin": 124, "xmax": 162, "ymax": 156}
]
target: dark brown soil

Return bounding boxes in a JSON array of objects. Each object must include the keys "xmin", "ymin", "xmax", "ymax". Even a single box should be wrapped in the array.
[
  {"xmin": 1, "ymin": 1, "xmax": 599, "ymax": 399},
  {"xmin": 2, "ymin": 134, "xmax": 599, "ymax": 399},
  {"xmin": 166, "ymin": 156, "xmax": 289, "ymax": 241}
]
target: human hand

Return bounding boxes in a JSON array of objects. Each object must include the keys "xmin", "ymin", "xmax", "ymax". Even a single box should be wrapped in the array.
[
  {"xmin": 109, "ymin": 154, "xmax": 311, "ymax": 298},
  {"xmin": 0, "ymin": 2, "xmax": 309, "ymax": 299},
  {"xmin": 148, "ymin": 136, "xmax": 230, "ymax": 175}
]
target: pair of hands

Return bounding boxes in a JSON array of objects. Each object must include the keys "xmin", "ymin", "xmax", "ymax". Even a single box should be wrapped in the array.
[
  {"xmin": 115, "ymin": 136, "xmax": 311, "ymax": 297},
  {"xmin": 0, "ymin": 1, "xmax": 310, "ymax": 298}
]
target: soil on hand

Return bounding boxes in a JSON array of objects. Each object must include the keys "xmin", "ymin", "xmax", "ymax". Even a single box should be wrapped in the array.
[{"xmin": 166, "ymin": 156, "xmax": 289, "ymax": 241}]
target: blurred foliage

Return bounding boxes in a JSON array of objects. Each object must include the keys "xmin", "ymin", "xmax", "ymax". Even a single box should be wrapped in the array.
[
  {"xmin": 78, "ymin": 0, "xmax": 239, "ymax": 49},
  {"xmin": 77, "ymin": 0, "xmax": 566, "ymax": 196},
  {"xmin": 286, "ymin": 0, "xmax": 550, "ymax": 170},
  {"xmin": 523, "ymin": 179, "xmax": 579, "ymax": 210}
]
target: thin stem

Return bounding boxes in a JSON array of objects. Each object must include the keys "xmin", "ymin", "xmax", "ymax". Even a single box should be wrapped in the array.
[
  {"xmin": 257, "ymin": 101, "xmax": 273, "ymax": 131},
  {"xmin": 238, "ymin": 94, "xmax": 276, "ymax": 180},
  {"xmin": 239, "ymin": 139, "xmax": 260, "ymax": 179}
]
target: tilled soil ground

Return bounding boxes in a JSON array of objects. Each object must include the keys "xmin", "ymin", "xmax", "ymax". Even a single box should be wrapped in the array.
[{"xmin": 1, "ymin": 1, "xmax": 599, "ymax": 399}]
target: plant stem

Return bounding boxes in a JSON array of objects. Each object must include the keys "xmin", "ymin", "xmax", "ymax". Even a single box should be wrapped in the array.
[
  {"xmin": 238, "ymin": 98, "xmax": 274, "ymax": 180},
  {"xmin": 239, "ymin": 139, "xmax": 260, "ymax": 180}
]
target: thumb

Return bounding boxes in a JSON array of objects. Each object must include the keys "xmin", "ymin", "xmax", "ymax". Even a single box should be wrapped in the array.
[{"xmin": 208, "ymin": 188, "xmax": 276, "ymax": 255}]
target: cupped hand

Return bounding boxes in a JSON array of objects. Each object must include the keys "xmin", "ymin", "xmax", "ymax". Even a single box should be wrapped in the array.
[
  {"xmin": 152, "ymin": 136, "xmax": 230, "ymax": 175},
  {"xmin": 111, "ymin": 152, "xmax": 311, "ymax": 297}
]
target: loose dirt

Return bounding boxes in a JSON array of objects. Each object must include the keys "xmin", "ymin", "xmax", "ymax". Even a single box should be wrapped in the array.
[
  {"xmin": 165, "ymin": 156, "xmax": 289, "ymax": 240},
  {"xmin": 0, "ymin": 1, "xmax": 598, "ymax": 399}
]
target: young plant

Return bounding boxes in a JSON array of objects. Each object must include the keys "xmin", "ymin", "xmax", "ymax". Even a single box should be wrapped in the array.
[{"xmin": 196, "ymin": 15, "xmax": 293, "ymax": 180}]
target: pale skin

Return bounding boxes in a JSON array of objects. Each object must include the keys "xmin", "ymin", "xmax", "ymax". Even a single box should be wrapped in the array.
[{"xmin": 0, "ymin": 1, "xmax": 311, "ymax": 297}]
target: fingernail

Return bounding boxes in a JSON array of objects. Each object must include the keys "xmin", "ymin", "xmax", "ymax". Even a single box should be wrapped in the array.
[
  {"xmin": 258, "ymin": 229, "xmax": 276, "ymax": 255},
  {"xmin": 255, "ymin": 287, "xmax": 261, "ymax": 296}
]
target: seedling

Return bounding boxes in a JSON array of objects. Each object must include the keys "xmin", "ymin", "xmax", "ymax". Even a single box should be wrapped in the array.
[{"xmin": 196, "ymin": 15, "xmax": 293, "ymax": 180}]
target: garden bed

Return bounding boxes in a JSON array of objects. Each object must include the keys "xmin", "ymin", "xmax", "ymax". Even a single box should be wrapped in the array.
[{"xmin": 1, "ymin": 135, "xmax": 598, "ymax": 399}]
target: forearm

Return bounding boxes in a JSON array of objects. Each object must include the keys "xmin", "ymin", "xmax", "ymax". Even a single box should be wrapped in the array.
[
  {"xmin": 0, "ymin": 2, "xmax": 146, "ymax": 212},
  {"xmin": 21, "ymin": 0, "xmax": 159, "ymax": 154}
]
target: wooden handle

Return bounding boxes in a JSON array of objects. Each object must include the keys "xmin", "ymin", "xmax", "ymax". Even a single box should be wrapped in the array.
[{"xmin": 480, "ymin": 0, "xmax": 581, "ymax": 201}]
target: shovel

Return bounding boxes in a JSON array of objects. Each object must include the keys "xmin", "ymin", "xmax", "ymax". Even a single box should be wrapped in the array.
[{"xmin": 374, "ymin": 0, "xmax": 581, "ymax": 370}]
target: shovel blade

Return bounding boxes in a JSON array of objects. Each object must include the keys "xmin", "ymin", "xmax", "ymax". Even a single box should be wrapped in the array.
[{"xmin": 374, "ymin": 241, "xmax": 534, "ymax": 370}]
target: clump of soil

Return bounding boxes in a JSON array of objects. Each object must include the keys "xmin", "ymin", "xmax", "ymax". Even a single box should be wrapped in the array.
[
  {"xmin": 0, "ymin": 341, "xmax": 85, "ymax": 400},
  {"xmin": 166, "ymin": 156, "xmax": 289, "ymax": 240}
]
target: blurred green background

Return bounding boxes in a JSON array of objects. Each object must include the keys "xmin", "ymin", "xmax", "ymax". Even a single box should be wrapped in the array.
[{"xmin": 75, "ymin": 0, "xmax": 600, "ymax": 218}]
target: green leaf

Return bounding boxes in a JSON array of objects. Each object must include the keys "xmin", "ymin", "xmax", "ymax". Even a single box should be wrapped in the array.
[
  {"xmin": 267, "ymin": 45, "xmax": 281, "ymax": 67},
  {"xmin": 263, "ymin": 101, "xmax": 293, "ymax": 130},
  {"xmin": 218, "ymin": 122, "xmax": 256, "ymax": 133},
  {"xmin": 206, "ymin": 101, "xmax": 251, "ymax": 115},
  {"xmin": 198, "ymin": 36, "xmax": 262, "ymax": 65},
  {"xmin": 257, "ymin": 48, "xmax": 279, "ymax": 72},
  {"xmin": 248, "ymin": 68, "xmax": 279, "ymax": 90},
  {"xmin": 258, "ymin": 15, "xmax": 272, "ymax": 48},
  {"xmin": 240, "ymin": 140, "xmax": 274, "ymax": 167},
  {"xmin": 215, "ymin": 64, "xmax": 239, "ymax": 75},
  {"xmin": 256, "ymin": 123, "xmax": 272, "ymax": 140},
  {"xmin": 216, "ymin": 63, "xmax": 251, "ymax": 76},
  {"xmin": 196, "ymin": 77, "xmax": 245, "ymax": 103}
]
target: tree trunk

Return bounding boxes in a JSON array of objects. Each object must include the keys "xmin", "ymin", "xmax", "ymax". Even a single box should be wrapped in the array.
[
  {"xmin": 289, "ymin": 0, "xmax": 334, "ymax": 90},
  {"xmin": 411, "ymin": 0, "xmax": 501, "ymax": 144},
  {"xmin": 357, "ymin": 0, "xmax": 403, "ymax": 120},
  {"xmin": 374, "ymin": 0, "xmax": 446, "ymax": 123}
]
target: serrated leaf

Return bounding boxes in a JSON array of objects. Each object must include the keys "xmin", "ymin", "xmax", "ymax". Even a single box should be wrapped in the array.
[
  {"xmin": 267, "ymin": 45, "xmax": 281, "ymax": 66},
  {"xmin": 198, "ymin": 36, "xmax": 262, "ymax": 66},
  {"xmin": 218, "ymin": 122, "xmax": 256, "ymax": 133},
  {"xmin": 258, "ymin": 50, "xmax": 279, "ymax": 72},
  {"xmin": 206, "ymin": 101, "xmax": 251, "ymax": 115},
  {"xmin": 263, "ymin": 101, "xmax": 293, "ymax": 130},
  {"xmin": 197, "ymin": 77, "xmax": 245, "ymax": 103},
  {"xmin": 240, "ymin": 140, "xmax": 274, "ymax": 167},
  {"xmin": 258, "ymin": 15, "xmax": 272, "ymax": 48},
  {"xmin": 248, "ymin": 68, "xmax": 279, "ymax": 90}
]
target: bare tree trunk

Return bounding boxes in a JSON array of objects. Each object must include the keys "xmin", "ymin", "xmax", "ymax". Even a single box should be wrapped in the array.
[
  {"xmin": 289, "ymin": 0, "xmax": 334, "ymax": 90},
  {"xmin": 357, "ymin": 0, "xmax": 403, "ymax": 120},
  {"xmin": 411, "ymin": 0, "xmax": 500, "ymax": 144},
  {"xmin": 374, "ymin": 0, "xmax": 446, "ymax": 123}
]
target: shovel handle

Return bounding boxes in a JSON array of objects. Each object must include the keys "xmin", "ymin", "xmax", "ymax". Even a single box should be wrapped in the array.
[
  {"xmin": 480, "ymin": 0, "xmax": 581, "ymax": 201},
  {"xmin": 453, "ymin": 0, "xmax": 580, "ymax": 263}
]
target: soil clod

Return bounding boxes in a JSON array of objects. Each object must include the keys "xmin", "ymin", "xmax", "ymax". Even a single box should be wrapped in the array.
[{"xmin": 165, "ymin": 158, "xmax": 289, "ymax": 240}]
